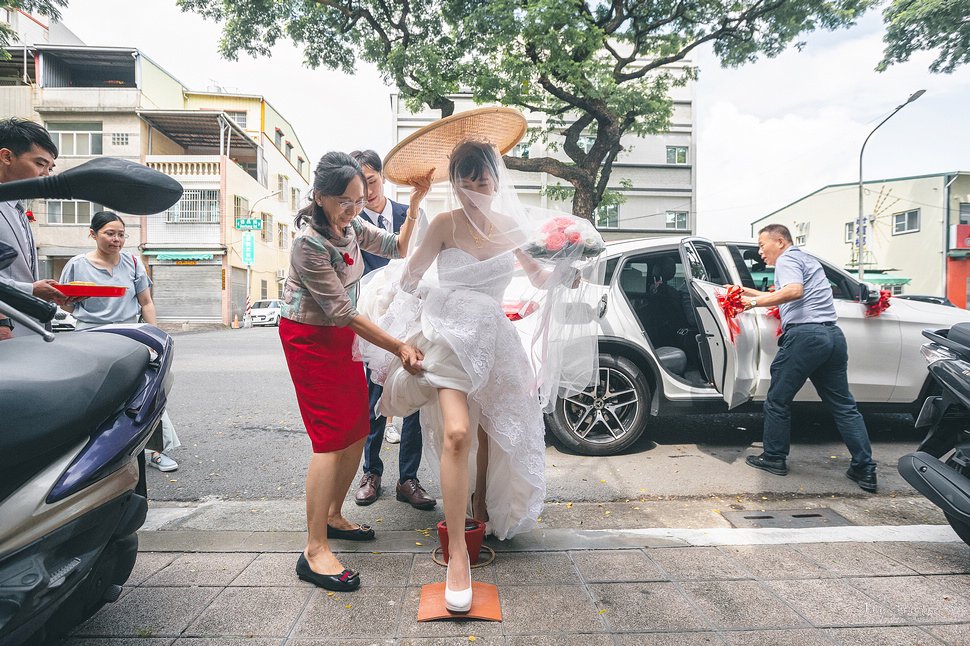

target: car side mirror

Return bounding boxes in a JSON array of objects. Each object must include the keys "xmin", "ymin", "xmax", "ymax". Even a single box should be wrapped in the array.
[{"xmin": 860, "ymin": 282, "xmax": 881, "ymax": 305}]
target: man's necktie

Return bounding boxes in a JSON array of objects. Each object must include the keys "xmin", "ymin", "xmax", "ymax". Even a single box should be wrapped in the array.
[{"xmin": 377, "ymin": 214, "xmax": 390, "ymax": 232}]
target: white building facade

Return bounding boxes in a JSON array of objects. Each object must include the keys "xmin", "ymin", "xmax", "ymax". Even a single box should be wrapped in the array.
[
  {"xmin": 389, "ymin": 75, "xmax": 695, "ymax": 240},
  {"xmin": 752, "ymin": 172, "xmax": 970, "ymax": 306}
]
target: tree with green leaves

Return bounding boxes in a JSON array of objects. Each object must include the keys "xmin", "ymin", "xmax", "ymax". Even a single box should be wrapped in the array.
[
  {"xmin": 0, "ymin": 1, "xmax": 67, "ymax": 53},
  {"xmin": 879, "ymin": 0, "xmax": 970, "ymax": 73},
  {"xmin": 181, "ymin": 0, "xmax": 873, "ymax": 221}
]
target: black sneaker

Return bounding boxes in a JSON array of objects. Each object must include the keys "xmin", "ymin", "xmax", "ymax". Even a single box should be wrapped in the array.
[
  {"xmin": 745, "ymin": 452, "xmax": 789, "ymax": 476},
  {"xmin": 846, "ymin": 465, "xmax": 878, "ymax": 493}
]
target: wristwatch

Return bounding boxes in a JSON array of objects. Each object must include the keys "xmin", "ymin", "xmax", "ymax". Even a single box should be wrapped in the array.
[
  {"xmin": 0, "ymin": 318, "xmax": 13, "ymax": 330},
  {"xmin": 749, "ymin": 298, "xmax": 757, "ymax": 309}
]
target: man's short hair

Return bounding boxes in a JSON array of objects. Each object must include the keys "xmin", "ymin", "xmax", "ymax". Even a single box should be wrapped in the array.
[
  {"xmin": 758, "ymin": 224, "xmax": 793, "ymax": 244},
  {"xmin": 0, "ymin": 118, "xmax": 58, "ymax": 158},
  {"xmin": 349, "ymin": 149, "xmax": 382, "ymax": 173}
]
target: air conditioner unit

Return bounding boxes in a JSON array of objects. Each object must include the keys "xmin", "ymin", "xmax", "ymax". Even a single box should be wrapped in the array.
[{"xmin": 276, "ymin": 269, "xmax": 287, "ymax": 281}]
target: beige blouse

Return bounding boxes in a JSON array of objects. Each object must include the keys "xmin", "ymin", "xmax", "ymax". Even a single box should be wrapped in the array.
[{"xmin": 281, "ymin": 217, "xmax": 400, "ymax": 327}]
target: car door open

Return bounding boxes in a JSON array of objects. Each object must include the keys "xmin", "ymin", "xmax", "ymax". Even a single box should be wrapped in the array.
[{"xmin": 679, "ymin": 238, "xmax": 759, "ymax": 409}]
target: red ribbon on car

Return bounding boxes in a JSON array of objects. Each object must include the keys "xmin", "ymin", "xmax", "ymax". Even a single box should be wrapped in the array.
[
  {"xmin": 765, "ymin": 306, "xmax": 782, "ymax": 336},
  {"xmin": 716, "ymin": 285, "xmax": 745, "ymax": 343},
  {"xmin": 865, "ymin": 289, "xmax": 892, "ymax": 318}
]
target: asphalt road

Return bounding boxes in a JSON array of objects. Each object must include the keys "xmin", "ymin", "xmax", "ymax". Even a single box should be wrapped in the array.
[{"xmin": 150, "ymin": 327, "xmax": 924, "ymax": 505}]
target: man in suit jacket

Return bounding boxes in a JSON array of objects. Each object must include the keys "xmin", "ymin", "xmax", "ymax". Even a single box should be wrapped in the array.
[
  {"xmin": 350, "ymin": 149, "xmax": 434, "ymax": 511},
  {"xmin": 0, "ymin": 119, "xmax": 67, "ymax": 340}
]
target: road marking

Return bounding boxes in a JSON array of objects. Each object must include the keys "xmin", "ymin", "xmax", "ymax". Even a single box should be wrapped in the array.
[{"xmin": 615, "ymin": 524, "xmax": 962, "ymax": 546}]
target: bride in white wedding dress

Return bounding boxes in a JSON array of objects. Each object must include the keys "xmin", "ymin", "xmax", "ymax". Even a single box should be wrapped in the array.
[{"xmin": 361, "ymin": 140, "xmax": 601, "ymax": 612}]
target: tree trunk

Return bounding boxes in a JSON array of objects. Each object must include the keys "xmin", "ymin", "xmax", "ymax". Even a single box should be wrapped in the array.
[{"xmin": 571, "ymin": 185, "xmax": 596, "ymax": 222}]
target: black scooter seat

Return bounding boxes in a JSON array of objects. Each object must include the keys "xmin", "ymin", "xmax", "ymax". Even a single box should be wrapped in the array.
[{"xmin": 0, "ymin": 332, "xmax": 150, "ymax": 466}]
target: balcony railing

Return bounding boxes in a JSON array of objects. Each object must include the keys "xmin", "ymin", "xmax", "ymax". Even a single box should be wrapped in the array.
[{"xmin": 145, "ymin": 155, "xmax": 221, "ymax": 180}]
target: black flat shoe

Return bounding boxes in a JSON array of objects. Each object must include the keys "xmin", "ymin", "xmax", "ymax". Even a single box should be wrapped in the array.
[
  {"xmin": 326, "ymin": 523, "xmax": 376, "ymax": 541},
  {"xmin": 296, "ymin": 554, "xmax": 360, "ymax": 591}
]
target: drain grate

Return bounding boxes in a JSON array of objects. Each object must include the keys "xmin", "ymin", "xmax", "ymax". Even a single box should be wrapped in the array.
[{"xmin": 720, "ymin": 507, "xmax": 852, "ymax": 529}]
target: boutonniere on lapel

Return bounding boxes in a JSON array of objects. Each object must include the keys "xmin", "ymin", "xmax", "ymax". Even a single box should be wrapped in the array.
[
  {"xmin": 24, "ymin": 210, "xmax": 35, "ymax": 222},
  {"xmin": 341, "ymin": 252, "xmax": 354, "ymax": 266}
]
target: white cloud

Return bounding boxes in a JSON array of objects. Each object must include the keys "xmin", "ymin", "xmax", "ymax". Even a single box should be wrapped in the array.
[{"xmin": 695, "ymin": 14, "xmax": 970, "ymax": 239}]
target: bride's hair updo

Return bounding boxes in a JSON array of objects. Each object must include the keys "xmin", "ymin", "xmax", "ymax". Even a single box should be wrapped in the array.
[
  {"xmin": 295, "ymin": 151, "xmax": 366, "ymax": 239},
  {"xmin": 449, "ymin": 140, "xmax": 501, "ymax": 187}
]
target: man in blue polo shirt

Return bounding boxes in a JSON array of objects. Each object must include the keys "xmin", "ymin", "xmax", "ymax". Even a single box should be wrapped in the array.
[{"xmin": 735, "ymin": 224, "xmax": 877, "ymax": 492}]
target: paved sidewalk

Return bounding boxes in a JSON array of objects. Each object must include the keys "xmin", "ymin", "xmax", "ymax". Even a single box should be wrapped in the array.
[{"xmin": 62, "ymin": 522, "xmax": 970, "ymax": 645}]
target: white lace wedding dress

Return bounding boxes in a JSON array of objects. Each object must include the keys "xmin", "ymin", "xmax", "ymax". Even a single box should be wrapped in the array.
[{"xmin": 368, "ymin": 247, "xmax": 545, "ymax": 540}]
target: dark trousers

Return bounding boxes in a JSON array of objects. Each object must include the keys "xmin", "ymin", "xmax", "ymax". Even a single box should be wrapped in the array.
[
  {"xmin": 362, "ymin": 371, "xmax": 422, "ymax": 482},
  {"xmin": 763, "ymin": 324, "xmax": 875, "ymax": 470}
]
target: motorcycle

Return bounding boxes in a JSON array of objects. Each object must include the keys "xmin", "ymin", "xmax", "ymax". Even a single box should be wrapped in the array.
[
  {"xmin": 898, "ymin": 321, "xmax": 970, "ymax": 547},
  {"xmin": 0, "ymin": 159, "xmax": 182, "ymax": 645}
]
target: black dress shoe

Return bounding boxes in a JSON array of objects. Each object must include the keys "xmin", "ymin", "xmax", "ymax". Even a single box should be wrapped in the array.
[
  {"xmin": 296, "ymin": 554, "xmax": 360, "ymax": 591},
  {"xmin": 846, "ymin": 465, "xmax": 878, "ymax": 492},
  {"xmin": 326, "ymin": 523, "xmax": 376, "ymax": 541},
  {"xmin": 745, "ymin": 452, "xmax": 789, "ymax": 476}
]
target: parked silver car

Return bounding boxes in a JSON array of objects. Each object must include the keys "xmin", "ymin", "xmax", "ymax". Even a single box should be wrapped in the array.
[{"xmin": 532, "ymin": 237, "xmax": 970, "ymax": 456}]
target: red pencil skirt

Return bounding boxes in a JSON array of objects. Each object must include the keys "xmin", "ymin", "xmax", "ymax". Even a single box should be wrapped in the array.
[{"xmin": 279, "ymin": 317, "xmax": 369, "ymax": 453}]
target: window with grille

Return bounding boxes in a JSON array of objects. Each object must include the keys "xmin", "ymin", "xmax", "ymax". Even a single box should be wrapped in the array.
[
  {"xmin": 278, "ymin": 223, "xmax": 288, "ymax": 249},
  {"xmin": 274, "ymin": 128, "xmax": 283, "ymax": 148},
  {"xmin": 111, "ymin": 133, "xmax": 129, "ymax": 146},
  {"xmin": 844, "ymin": 222, "xmax": 855, "ymax": 244},
  {"xmin": 47, "ymin": 200, "xmax": 103, "ymax": 225},
  {"xmin": 577, "ymin": 135, "xmax": 595, "ymax": 154},
  {"xmin": 277, "ymin": 175, "xmax": 289, "ymax": 198},
  {"xmin": 164, "ymin": 190, "xmax": 221, "ymax": 223},
  {"xmin": 596, "ymin": 204, "xmax": 618, "ymax": 228},
  {"xmin": 290, "ymin": 187, "xmax": 301, "ymax": 211},
  {"xmin": 297, "ymin": 157, "xmax": 305, "ymax": 175},
  {"xmin": 226, "ymin": 111, "xmax": 247, "ymax": 128},
  {"xmin": 260, "ymin": 279, "xmax": 268, "ymax": 300},
  {"xmin": 47, "ymin": 122, "xmax": 103, "ymax": 156},
  {"xmin": 261, "ymin": 213, "xmax": 273, "ymax": 242},
  {"xmin": 285, "ymin": 142, "xmax": 293, "ymax": 161},
  {"xmin": 665, "ymin": 210, "xmax": 688, "ymax": 230},
  {"xmin": 511, "ymin": 143, "xmax": 530, "ymax": 158},
  {"xmin": 666, "ymin": 146, "xmax": 688, "ymax": 164},
  {"xmin": 892, "ymin": 209, "xmax": 920, "ymax": 235}
]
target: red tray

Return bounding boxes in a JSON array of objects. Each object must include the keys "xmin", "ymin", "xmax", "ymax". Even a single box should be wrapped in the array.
[{"xmin": 53, "ymin": 284, "xmax": 127, "ymax": 297}]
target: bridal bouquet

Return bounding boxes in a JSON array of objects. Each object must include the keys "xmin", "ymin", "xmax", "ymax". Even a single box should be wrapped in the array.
[{"xmin": 523, "ymin": 216, "xmax": 605, "ymax": 260}]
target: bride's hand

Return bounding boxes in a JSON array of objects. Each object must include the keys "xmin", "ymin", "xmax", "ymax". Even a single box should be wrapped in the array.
[
  {"xmin": 409, "ymin": 168, "xmax": 435, "ymax": 208},
  {"xmin": 398, "ymin": 343, "xmax": 424, "ymax": 375}
]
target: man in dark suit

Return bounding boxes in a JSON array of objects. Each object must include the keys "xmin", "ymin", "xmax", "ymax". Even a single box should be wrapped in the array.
[
  {"xmin": 350, "ymin": 150, "xmax": 434, "ymax": 510},
  {"xmin": 0, "ymin": 119, "xmax": 67, "ymax": 340}
]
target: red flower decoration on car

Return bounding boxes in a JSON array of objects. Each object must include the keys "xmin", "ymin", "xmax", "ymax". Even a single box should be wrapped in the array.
[
  {"xmin": 25, "ymin": 210, "xmax": 34, "ymax": 222},
  {"xmin": 865, "ymin": 289, "xmax": 892, "ymax": 318},
  {"xmin": 342, "ymin": 252, "xmax": 354, "ymax": 266}
]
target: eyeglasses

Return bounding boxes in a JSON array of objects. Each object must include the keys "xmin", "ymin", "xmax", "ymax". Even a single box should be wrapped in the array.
[
  {"xmin": 334, "ymin": 198, "xmax": 368, "ymax": 211},
  {"xmin": 101, "ymin": 231, "xmax": 129, "ymax": 240}
]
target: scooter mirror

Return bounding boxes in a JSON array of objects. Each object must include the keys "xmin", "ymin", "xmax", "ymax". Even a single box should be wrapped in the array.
[{"xmin": 0, "ymin": 157, "xmax": 183, "ymax": 215}]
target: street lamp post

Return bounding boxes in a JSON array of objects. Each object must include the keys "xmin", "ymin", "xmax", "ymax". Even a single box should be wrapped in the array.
[
  {"xmin": 857, "ymin": 89, "xmax": 925, "ymax": 280},
  {"xmin": 242, "ymin": 190, "xmax": 282, "ymax": 326}
]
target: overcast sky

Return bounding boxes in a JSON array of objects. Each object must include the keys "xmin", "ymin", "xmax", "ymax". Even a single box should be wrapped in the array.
[{"xmin": 60, "ymin": 1, "xmax": 970, "ymax": 240}]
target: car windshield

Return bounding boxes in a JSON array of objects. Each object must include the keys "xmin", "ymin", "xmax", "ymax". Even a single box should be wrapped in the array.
[{"xmin": 252, "ymin": 301, "xmax": 277, "ymax": 309}]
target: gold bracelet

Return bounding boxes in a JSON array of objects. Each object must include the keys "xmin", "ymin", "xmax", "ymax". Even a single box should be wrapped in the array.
[{"xmin": 407, "ymin": 215, "xmax": 417, "ymax": 221}]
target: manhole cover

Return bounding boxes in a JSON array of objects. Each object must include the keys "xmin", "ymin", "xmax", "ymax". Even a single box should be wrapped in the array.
[{"xmin": 720, "ymin": 507, "xmax": 852, "ymax": 529}]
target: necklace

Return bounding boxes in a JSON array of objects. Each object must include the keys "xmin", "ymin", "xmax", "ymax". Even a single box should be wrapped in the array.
[{"xmin": 464, "ymin": 214, "xmax": 493, "ymax": 248}]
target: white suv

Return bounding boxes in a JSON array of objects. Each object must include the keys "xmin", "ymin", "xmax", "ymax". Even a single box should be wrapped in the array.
[{"xmin": 536, "ymin": 237, "xmax": 970, "ymax": 456}]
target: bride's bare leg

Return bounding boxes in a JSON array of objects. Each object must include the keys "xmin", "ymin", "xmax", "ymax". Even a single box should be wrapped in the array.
[
  {"xmin": 473, "ymin": 425, "xmax": 489, "ymax": 523},
  {"xmin": 438, "ymin": 388, "xmax": 472, "ymax": 591}
]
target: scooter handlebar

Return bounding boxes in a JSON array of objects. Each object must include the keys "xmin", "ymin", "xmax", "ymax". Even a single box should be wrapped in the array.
[{"xmin": 0, "ymin": 281, "xmax": 57, "ymax": 323}]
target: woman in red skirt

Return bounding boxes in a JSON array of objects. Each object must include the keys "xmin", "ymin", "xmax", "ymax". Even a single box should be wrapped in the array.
[{"xmin": 280, "ymin": 151, "xmax": 430, "ymax": 591}]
